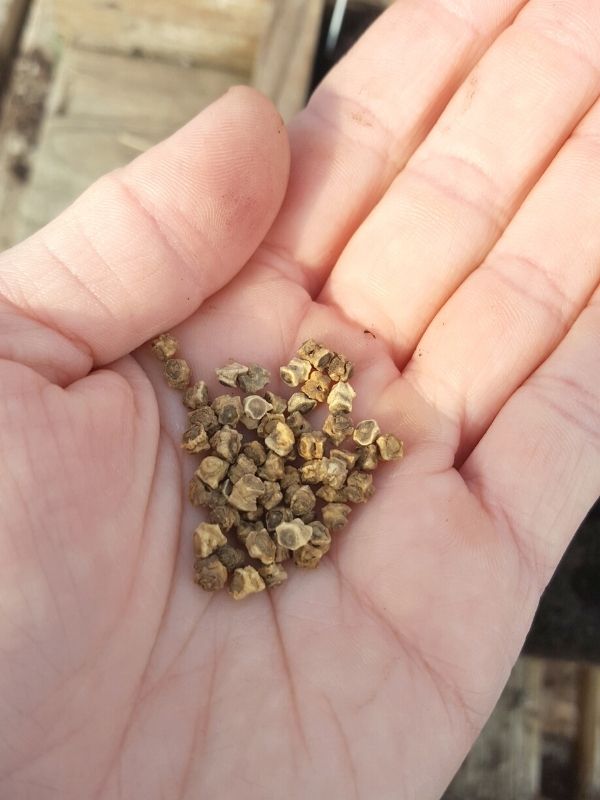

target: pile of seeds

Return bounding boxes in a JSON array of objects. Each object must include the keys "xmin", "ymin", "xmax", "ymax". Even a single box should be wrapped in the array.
[{"xmin": 152, "ymin": 334, "xmax": 404, "ymax": 600}]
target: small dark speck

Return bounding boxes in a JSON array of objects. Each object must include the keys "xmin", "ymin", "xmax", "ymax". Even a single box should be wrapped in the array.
[
  {"xmin": 363, "ymin": 329, "xmax": 376, "ymax": 339},
  {"xmin": 417, "ymin": 351, "xmax": 422, "ymax": 358}
]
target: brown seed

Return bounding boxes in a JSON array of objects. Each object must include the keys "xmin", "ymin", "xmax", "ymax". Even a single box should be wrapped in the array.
[
  {"xmin": 288, "ymin": 485, "xmax": 316, "ymax": 517},
  {"xmin": 257, "ymin": 412, "xmax": 286, "ymax": 438},
  {"xmin": 298, "ymin": 339, "xmax": 334, "ymax": 370},
  {"xmin": 265, "ymin": 421, "xmax": 295, "ymax": 457},
  {"xmin": 196, "ymin": 456, "xmax": 229, "ymax": 489},
  {"xmin": 275, "ymin": 543, "xmax": 291, "ymax": 563},
  {"xmin": 259, "ymin": 562, "xmax": 288, "ymax": 588},
  {"xmin": 327, "ymin": 354, "xmax": 353, "ymax": 382},
  {"xmin": 227, "ymin": 474, "xmax": 265, "ymax": 512},
  {"xmin": 285, "ymin": 445, "xmax": 298, "ymax": 462},
  {"xmin": 229, "ymin": 453, "xmax": 258, "ymax": 483},
  {"xmin": 293, "ymin": 544, "xmax": 324, "ymax": 569},
  {"xmin": 322, "ymin": 502, "xmax": 352, "ymax": 530},
  {"xmin": 206, "ymin": 487, "xmax": 229, "ymax": 509},
  {"xmin": 235, "ymin": 523, "xmax": 256, "ymax": 544},
  {"xmin": 239, "ymin": 414, "xmax": 259, "ymax": 430},
  {"xmin": 300, "ymin": 510, "xmax": 316, "ymax": 524},
  {"xmin": 188, "ymin": 405, "xmax": 219, "ymax": 435},
  {"xmin": 275, "ymin": 518, "xmax": 313, "ymax": 550},
  {"xmin": 345, "ymin": 470, "xmax": 374, "ymax": 503},
  {"xmin": 353, "ymin": 419, "xmax": 381, "ymax": 446},
  {"xmin": 188, "ymin": 476, "xmax": 212, "ymax": 507},
  {"xmin": 287, "ymin": 392, "xmax": 317, "ymax": 414},
  {"xmin": 280, "ymin": 357, "xmax": 312, "ymax": 387},
  {"xmin": 299, "ymin": 459, "xmax": 328, "ymax": 484},
  {"xmin": 181, "ymin": 424, "xmax": 210, "ymax": 454},
  {"xmin": 330, "ymin": 448, "xmax": 358, "ymax": 469},
  {"xmin": 324, "ymin": 456, "xmax": 348, "ymax": 490},
  {"xmin": 301, "ymin": 370, "xmax": 332, "ymax": 403},
  {"xmin": 183, "ymin": 380, "xmax": 209, "ymax": 410},
  {"xmin": 264, "ymin": 391, "xmax": 287, "ymax": 414},
  {"xmin": 280, "ymin": 465, "xmax": 300, "ymax": 490},
  {"xmin": 217, "ymin": 544, "xmax": 246, "ymax": 572},
  {"xmin": 322, "ymin": 412, "xmax": 354, "ymax": 446},
  {"xmin": 238, "ymin": 364, "xmax": 271, "ymax": 393},
  {"xmin": 242, "ymin": 440, "xmax": 267, "ymax": 466},
  {"xmin": 243, "ymin": 394, "xmax": 273, "ymax": 421},
  {"xmin": 315, "ymin": 484, "xmax": 346, "ymax": 503},
  {"xmin": 327, "ymin": 381, "xmax": 356, "ymax": 414},
  {"xmin": 258, "ymin": 451, "xmax": 285, "ymax": 481},
  {"xmin": 163, "ymin": 358, "xmax": 191, "ymax": 390},
  {"xmin": 209, "ymin": 505, "xmax": 240, "ymax": 532},
  {"xmin": 245, "ymin": 528, "xmax": 276, "ymax": 565},
  {"xmin": 212, "ymin": 395, "xmax": 243, "ymax": 426},
  {"xmin": 355, "ymin": 443, "xmax": 379, "ymax": 470},
  {"xmin": 194, "ymin": 555, "xmax": 228, "ymax": 591},
  {"xmin": 376, "ymin": 434, "xmax": 404, "ymax": 461},
  {"xmin": 229, "ymin": 566, "xmax": 266, "ymax": 600},
  {"xmin": 193, "ymin": 522, "xmax": 227, "ymax": 558},
  {"xmin": 261, "ymin": 480, "xmax": 283, "ymax": 510},
  {"xmin": 265, "ymin": 506, "xmax": 293, "ymax": 532},
  {"xmin": 210, "ymin": 425, "xmax": 242, "ymax": 463},
  {"xmin": 215, "ymin": 362, "xmax": 249, "ymax": 388},
  {"xmin": 309, "ymin": 521, "xmax": 331, "ymax": 553},
  {"xmin": 242, "ymin": 507, "xmax": 264, "ymax": 522},
  {"xmin": 297, "ymin": 430, "xmax": 327, "ymax": 460},
  {"xmin": 285, "ymin": 411, "xmax": 310, "ymax": 437},
  {"xmin": 152, "ymin": 333, "xmax": 178, "ymax": 361}
]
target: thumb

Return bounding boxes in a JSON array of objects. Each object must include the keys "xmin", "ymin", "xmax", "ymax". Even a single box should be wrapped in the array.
[{"xmin": 0, "ymin": 86, "xmax": 289, "ymax": 384}]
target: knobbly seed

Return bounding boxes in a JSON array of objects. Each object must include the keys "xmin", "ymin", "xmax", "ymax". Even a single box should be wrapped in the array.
[
  {"xmin": 193, "ymin": 522, "xmax": 227, "ymax": 558},
  {"xmin": 265, "ymin": 421, "xmax": 295, "ymax": 457},
  {"xmin": 345, "ymin": 471, "xmax": 374, "ymax": 503},
  {"xmin": 353, "ymin": 419, "xmax": 381, "ymax": 446},
  {"xmin": 257, "ymin": 412, "xmax": 285, "ymax": 438},
  {"xmin": 330, "ymin": 448, "xmax": 358, "ymax": 469},
  {"xmin": 188, "ymin": 476, "xmax": 212, "ymax": 507},
  {"xmin": 288, "ymin": 485, "xmax": 316, "ymax": 516},
  {"xmin": 194, "ymin": 555, "xmax": 228, "ymax": 591},
  {"xmin": 238, "ymin": 364, "xmax": 270, "ymax": 393},
  {"xmin": 285, "ymin": 445, "xmax": 298, "ymax": 462},
  {"xmin": 259, "ymin": 562, "xmax": 288, "ymax": 588},
  {"xmin": 217, "ymin": 544, "xmax": 246, "ymax": 572},
  {"xmin": 265, "ymin": 506, "xmax": 293, "ymax": 532},
  {"xmin": 322, "ymin": 412, "xmax": 354, "ymax": 446},
  {"xmin": 275, "ymin": 518, "xmax": 313, "ymax": 551},
  {"xmin": 293, "ymin": 544, "xmax": 324, "ymax": 569},
  {"xmin": 355, "ymin": 443, "xmax": 379, "ymax": 470},
  {"xmin": 286, "ymin": 411, "xmax": 311, "ymax": 436},
  {"xmin": 229, "ymin": 453, "xmax": 258, "ymax": 483},
  {"xmin": 206, "ymin": 488, "xmax": 228, "ymax": 509},
  {"xmin": 264, "ymin": 391, "xmax": 287, "ymax": 414},
  {"xmin": 210, "ymin": 425, "xmax": 242, "ymax": 463},
  {"xmin": 316, "ymin": 484, "xmax": 346, "ymax": 503},
  {"xmin": 309, "ymin": 521, "xmax": 332, "ymax": 553},
  {"xmin": 183, "ymin": 380, "xmax": 209, "ymax": 410},
  {"xmin": 300, "ymin": 510, "xmax": 316, "ymax": 524},
  {"xmin": 261, "ymin": 480, "xmax": 283, "ymax": 510},
  {"xmin": 242, "ymin": 440, "xmax": 267, "ymax": 466},
  {"xmin": 243, "ymin": 507, "xmax": 264, "ymax": 522},
  {"xmin": 163, "ymin": 358, "xmax": 191, "ymax": 390},
  {"xmin": 245, "ymin": 528, "xmax": 276, "ymax": 565},
  {"xmin": 275, "ymin": 543, "xmax": 291, "ymax": 562},
  {"xmin": 229, "ymin": 566, "xmax": 266, "ymax": 600},
  {"xmin": 227, "ymin": 474, "xmax": 265, "ymax": 512},
  {"xmin": 209, "ymin": 505, "xmax": 240, "ymax": 532},
  {"xmin": 236, "ymin": 523, "xmax": 255, "ymax": 544},
  {"xmin": 196, "ymin": 456, "xmax": 229, "ymax": 489},
  {"xmin": 280, "ymin": 357, "xmax": 312, "ymax": 387},
  {"xmin": 324, "ymin": 456, "xmax": 348, "ymax": 490},
  {"xmin": 212, "ymin": 395, "xmax": 243, "ymax": 426},
  {"xmin": 258, "ymin": 451, "xmax": 285, "ymax": 481},
  {"xmin": 301, "ymin": 370, "xmax": 332, "ymax": 403},
  {"xmin": 240, "ymin": 414, "xmax": 260, "ymax": 430},
  {"xmin": 216, "ymin": 362, "xmax": 249, "ymax": 388},
  {"xmin": 376, "ymin": 433, "xmax": 404, "ymax": 461},
  {"xmin": 299, "ymin": 459, "xmax": 328, "ymax": 484},
  {"xmin": 181, "ymin": 424, "xmax": 210, "ymax": 454},
  {"xmin": 188, "ymin": 405, "xmax": 219, "ymax": 435},
  {"xmin": 243, "ymin": 394, "xmax": 273, "ymax": 421},
  {"xmin": 280, "ymin": 465, "xmax": 300, "ymax": 490},
  {"xmin": 327, "ymin": 381, "xmax": 356, "ymax": 414},
  {"xmin": 298, "ymin": 339, "xmax": 334, "ymax": 370},
  {"xmin": 152, "ymin": 333, "xmax": 178, "ymax": 361},
  {"xmin": 287, "ymin": 392, "xmax": 317, "ymax": 414},
  {"xmin": 297, "ymin": 431, "xmax": 327, "ymax": 460},
  {"xmin": 322, "ymin": 502, "xmax": 352, "ymax": 530},
  {"xmin": 327, "ymin": 354, "xmax": 353, "ymax": 382}
]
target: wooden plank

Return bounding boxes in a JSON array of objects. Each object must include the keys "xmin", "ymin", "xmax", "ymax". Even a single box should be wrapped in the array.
[
  {"xmin": 53, "ymin": 0, "xmax": 272, "ymax": 74},
  {"xmin": 444, "ymin": 658, "xmax": 543, "ymax": 800},
  {"xmin": 0, "ymin": 0, "xmax": 29, "ymax": 80},
  {"xmin": 252, "ymin": 0, "xmax": 325, "ymax": 120},
  {"xmin": 577, "ymin": 665, "xmax": 600, "ymax": 800}
]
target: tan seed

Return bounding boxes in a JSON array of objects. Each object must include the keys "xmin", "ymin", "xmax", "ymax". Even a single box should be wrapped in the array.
[
  {"xmin": 209, "ymin": 505, "xmax": 240, "ymax": 532},
  {"xmin": 293, "ymin": 544, "xmax": 324, "ymax": 569},
  {"xmin": 355, "ymin": 443, "xmax": 379, "ymax": 470},
  {"xmin": 264, "ymin": 391, "xmax": 288, "ymax": 414},
  {"xmin": 210, "ymin": 425, "xmax": 242, "ymax": 463},
  {"xmin": 324, "ymin": 456, "xmax": 348, "ymax": 490},
  {"xmin": 286, "ymin": 411, "xmax": 312, "ymax": 436},
  {"xmin": 301, "ymin": 370, "xmax": 332, "ymax": 403},
  {"xmin": 327, "ymin": 354, "xmax": 353, "ymax": 382},
  {"xmin": 280, "ymin": 465, "xmax": 301, "ymax": 490},
  {"xmin": 257, "ymin": 412, "xmax": 286, "ymax": 438},
  {"xmin": 322, "ymin": 502, "xmax": 352, "ymax": 530},
  {"xmin": 238, "ymin": 364, "xmax": 270, "ymax": 393},
  {"xmin": 376, "ymin": 434, "xmax": 404, "ymax": 461},
  {"xmin": 193, "ymin": 522, "xmax": 227, "ymax": 558},
  {"xmin": 152, "ymin": 333, "xmax": 178, "ymax": 361},
  {"xmin": 188, "ymin": 476, "xmax": 212, "ymax": 507},
  {"xmin": 265, "ymin": 421, "xmax": 295, "ymax": 457},
  {"xmin": 194, "ymin": 555, "xmax": 228, "ymax": 591},
  {"xmin": 227, "ymin": 474, "xmax": 265, "ymax": 512},
  {"xmin": 215, "ymin": 362, "xmax": 249, "ymax": 387},
  {"xmin": 275, "ymin": 518, "xmax": 313, "ymax": 551},
  {"xmin": 258, "ymin": 451, "xmax": 285, "ymax": 481},
  {"xmin": 181, "ymin": 424, "xmax": 210, "ymax": 453},
  {"xmin": 298, "ymin": 339, "xmax": 334, "ymax": 370},
  {"xmin": 261, "ymin": 480, "xmax": 283, "ymax": 510},
  {"xmin": 287, "ymin": 392, "xmax": 317, "ymax": 414},
  {"xmin": 212, "ymin": 395, "xmax": 243, "ymax": 426},
  {"xmin": 330, "ymin": 448, "xmax": 358, "ymax": 469},
  {"xmin": 322, "ymin": 412, "xmax": 354, "ymax": 446},
  {"xmin": 242, "ymin": 440, "xmax": 267, "ymax": 466},
  {"xmin": 297, "ymin": 431, "xmax": 327, "ymax": 460},
  {"xmin": 280, "ymin": 357, "xmax": 312, "ymax": 387},
  {"xmin": 289, "ymin": 485, "xmax": 316, "ymax": 517},
  {"xmin": 229, "ymin": 453, "xmax": 258, "ymax": 483},
  {"xmin": 327, "ymin": 381, "xmax": 356, "ymax": 414},
  {"xmin": 229, "ymin": 566, "xmax": 266, "ymax": 600},
  {"xmin": 245, "ymin": 528, "xmax": 276, "ymax": 565},
  {"xmin": 299, "ymin": 459, "xmax": 328, "ymax": 484},
  {"xmin": 258, "ymin": 563, "xmax": 288, "ymax": 588},
  {"xmin": 353, "ymin": 419, "xmax": 381, "ymax": 446},
  {"xmin": 188, "ymin": 405, "xmax": 219, "ymax": 434},
  {"xmin": 243, "ymin": 394, "xmax": 273, "ymax": 421},
  {"xmin": 183, "ymin": 380, "xmax": 209, "ymax": 410},
  {"xmin": 163, "ymin": 358, "xmax": 191, "ymax": 390},
  {"xmin": 196, "ymin": 456, "xmax": 229, "ymax": 489}
]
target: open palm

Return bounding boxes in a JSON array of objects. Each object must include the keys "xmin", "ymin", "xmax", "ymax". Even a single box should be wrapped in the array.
[{"xmin": 2, "ymin": 2, "xmax": 600, "ymax": 798}]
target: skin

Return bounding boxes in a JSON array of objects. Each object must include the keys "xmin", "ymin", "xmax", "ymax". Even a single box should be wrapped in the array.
[{"xmin": 0, "ymin": 1, "xmax": 599, "ymax": 797}]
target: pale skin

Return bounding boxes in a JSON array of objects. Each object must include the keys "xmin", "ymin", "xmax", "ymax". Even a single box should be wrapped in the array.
[{"xmin": 1, "ymin": 0, "xmax": 599, "ymax": 797}]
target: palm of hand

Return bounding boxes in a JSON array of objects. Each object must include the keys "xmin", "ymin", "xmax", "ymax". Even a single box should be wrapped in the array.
[{"xmin": 2, "ymin": 3, "xmax": 600, "ymax": 798}]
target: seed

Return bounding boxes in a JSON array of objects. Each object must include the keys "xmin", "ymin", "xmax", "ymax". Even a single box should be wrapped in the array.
[
  {"xmin": 293, "ymin": 544, "xmax": 324, "ymax": 569},
  {"xmin": 353, "ymin": 419, "xmax": 381, "ymax": 446},
  {"xmin": 327, "ymin": 354, "xmax": 353, "ymax": 382},
  {"xmin": 212, "ymin": 395, "xmax": 243, "ymax": 426},
  {"xmin": 193, "ymin": 522, "xmax": 227, "ymax": 558},
  {"xmin": 376, "ymin": 434, "xmax": 404, "ymax": 461},
  {"xmin": 242, "ymin": 440, "xmax": 267, "ymax": 466},
  {"xmin": 280, "ymin": 357, "xmax": 312, "ymax": 387},
  {"xmin": 327, "ymin": 381, "xmax": 356, "ymax": 414},
  {"xmin": 196, "ymin": 456, "xmax": 229, "ymax": 489},
  {"xmin": 301, "ymin": 370, "xmax": 332, "ymax": 403},
  {"xmin": 188, "ymin": 405, "xmax": 219, "ymax": 434},
  {"xmin": 181, "ymin": 424, "xmax": 210, "ymax": 454},
  {"xmin": 257, "ymin": 451, "xmax": 285, "ymax": 481},
  {"xmin": 209, "ymin": 505, "xmax": 240, "ymax": 532},
  {"xmin": 265, "ymin": 506, "xmax": 293, "ymax": 532},
  {"xmin": 265, "ymin": 421, "xmax": 295, "ymax": 457},
  {"xmin": 229, "ymin": 566, "xmax": 266, "ymax": 600},
  {"xmin": 323, "ymin": 456, "xmax": 348, "ymax": 490},
  {"xmin": 330, "ymin": 448, "xmax": 358, "ymax": 469},
  {"xmin": 215, "ymin": 362, "xmax": 249, "ymax": 388},
  {"xmin": 275, "ymin": 543, "xmax": 291, "ymax": 563},
  {"xmin": 238, "ymin": 364, "xmax": 271, "ymax": 393},
  {"xmin": 163, "ymin": 358, "xmax": 191, "ymax": 390},
  {"xmin": 298, "ymin": 339, "xmax": 334, "ymax": 370},
  {"xmin": 287, "ymin": 392, "xmax": 317, "ymax": 414},
  {"xmin": 245, "ymin": 528, "xmax": 276, "ymax": 565},
  {"xmin": 227, "ymin": 474, "xmax": 265, "ymax": 512},
  {"xmin": 345, "ymin": 471, "xmax": 374, "ymax": 503},
  {"xmin": 243, "ymin": 395, "xmax": 273, "ymax": 421},
  {"xmin": 235, "ymin": 523, "xmax": 255, "ymax": 544},
  {"xmin": 152, "ymin": 333, "xmax": 178, "ymax": 361},
  {"xmin": 217, "ymin": 545, "xmax": 246, "ymax": 572},
  {"xmin": 194, "ymin": 555, "xmax": 228, "ymax": 591},
  {"xmin": 275, "ymin": 518, "xmax": 313, "ymax": 551},
  {"xmin": 264, "ymin": 391, "xmax": 288, "ymax": 414},
  {"xmin": 229, "ymin": 453, "xmax": 258, "ymax": 483},
  {"xmin": 209, "ymin": 425, "xmax": 242, "ymax": 463},
  {"xmin": 322, "ymin": 502, "xmax": 352, "ymax": 530},
  {"xmin": 259, "ymin": 562, "xmax": 288, "ymax": 588},
  {"xmin": 183, "ymin": 380, "xmax": 209, "ymax": 410},
  {"xmin": 240, "ymin": 414, "xmax": 260, "ymax": 430},
  {"xmin": 355, "ymin": 444, "xmax": 379, "ymax": 470},
  {"xmin": 188, "ymin": 476, "xmax": 212, "ymax": 507},
  {"xmin": 206, "ymin": 488, "xmax": 228, "ymax": 509},
  {"xmin": 299, "ymin": 459, "xmax": 328, "ymax": 484},
  {"xmin": 315, "ymin": 484, "xmax": 346, "ymax": 502},
  {"xmin": 261, "ymin": 480, "xmax": 283, "ymax": 510},
  {"xmin": 297, "ymin": 431, "xmax": 327, "ymax": 460},
  {"xmin": 257, "ymin": 412, "xmax": 286, "ymax": 438},
  {"xmin": 288, "ymin": 485, "xmax": 316, "ymax": 516},
  {"xmin": 286, "ymin": 411, "xmax": 312, "ymax": 436},
  {"xmin": 280, "ymin": 465, "xmax": 300, "ymax": 490},
  {"xmin": 309, "ymin": 521, "xmax": 332, "ymax": 554},
  {"xmin": 243, "ymin": 507, "xmax": 264, "ymax": 522},
  {"xmin": 322, "ymin": 412, "xmax": 354, "ymax": 446},
  {"xmin": 301, "ymin": 510, "xmax": 316, "ymax": 524}
]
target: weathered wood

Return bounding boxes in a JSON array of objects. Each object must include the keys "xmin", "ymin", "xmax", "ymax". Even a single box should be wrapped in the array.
[
  {"xmin": 53, "ymin": 0, "xmax": 271, "ymax": 74},
  {"xmin": 577, "ymin": 665, "xmax": 600, "ymax": 800},
  {"xmin": 444, "ymin": 658, "xmax": 543, "ymax": 800},
  {"xmin": 252, "ymin": 0, "xmax": 325, "ymax": 120},
  {"xmin": 0, "ymin": 0, "xmax": 29, "ymax": 80}
]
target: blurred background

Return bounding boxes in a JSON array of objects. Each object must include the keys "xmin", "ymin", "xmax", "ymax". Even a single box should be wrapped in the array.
[{"xmin": 0, "ymin": 1, "xmax": 598, "ymax": 797}]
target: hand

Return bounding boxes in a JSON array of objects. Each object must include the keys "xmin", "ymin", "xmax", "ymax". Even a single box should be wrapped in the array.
[{"xmin": 1, "ymin": 1, "xmax": 599, "ymax": 797}]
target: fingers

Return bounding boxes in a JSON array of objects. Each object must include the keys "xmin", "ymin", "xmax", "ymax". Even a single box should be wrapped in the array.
[
  {"xmin": 403, "ymin": 94, "xmax": 600, "ymax": 457},
  {"xmin": 461, "ymin": 289, "xmax": 600, "ymax": 586},
  {"xmin": 261, "ymin": 0, "xmax": 525, "ymax": 292},
  {"xmin": 320, "ymin": 0, "xmax": 600, "ymax": 355},
  {"xmin": 0, "ymin": 87, "xmax": 290, "ymax": 384}
]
